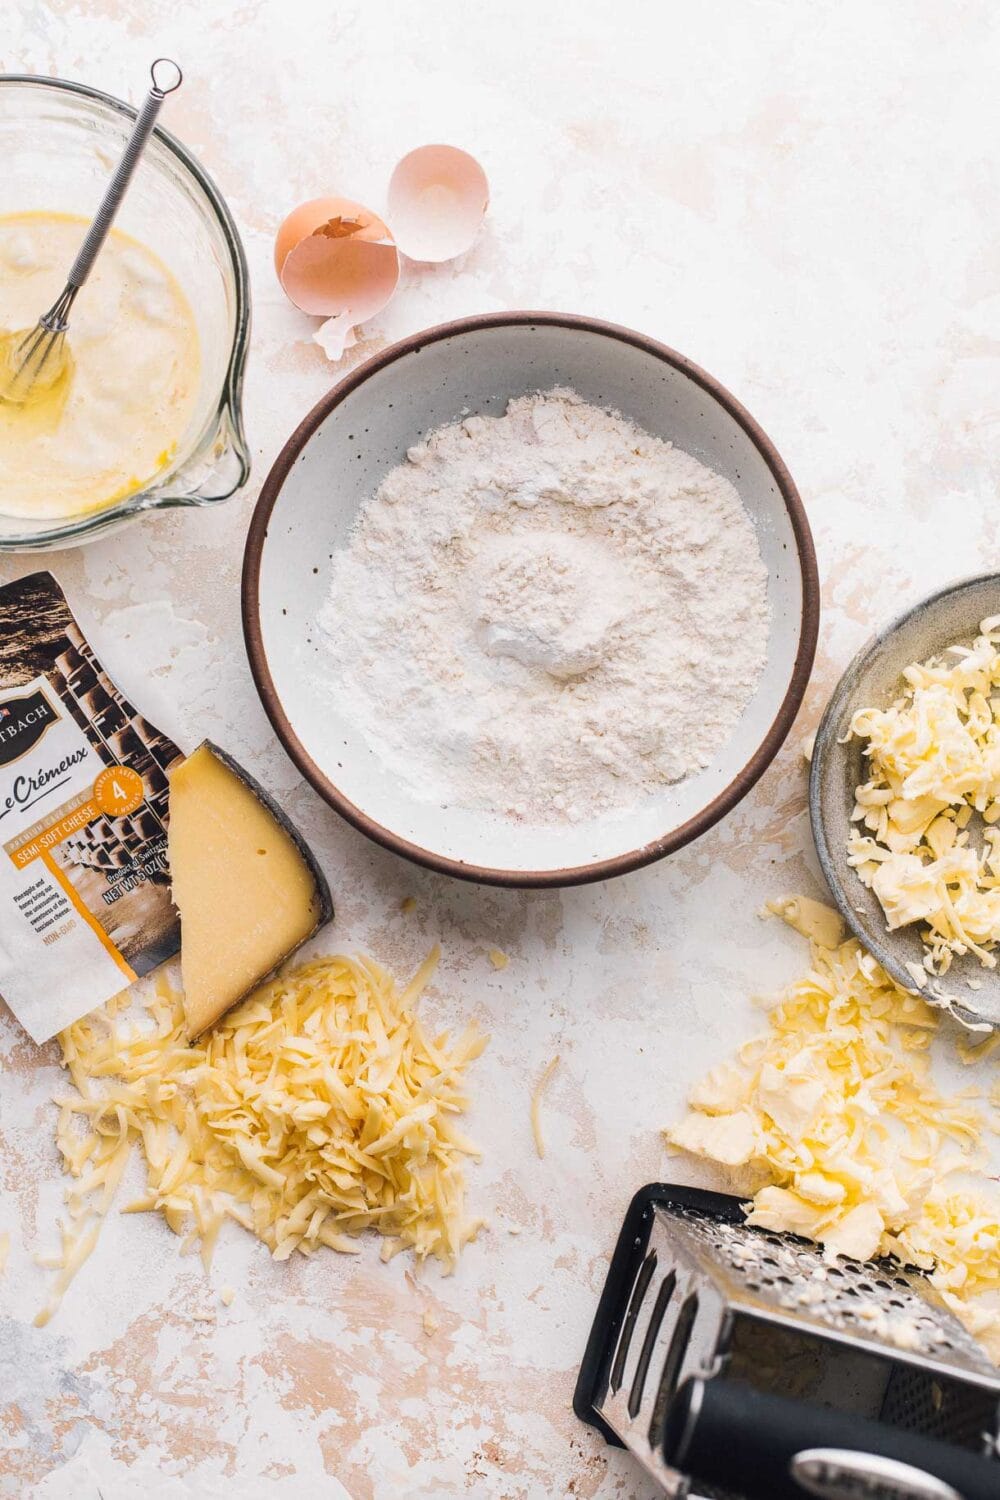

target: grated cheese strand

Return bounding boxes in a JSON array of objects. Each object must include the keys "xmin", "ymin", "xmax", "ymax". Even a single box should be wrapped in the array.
[
  {"xmin": 40, "ymin": 951, "xmax": 487, "ymax": 1324},
  {"xmin": 666, "ymin": 902, "xmax": 1000, "ymax": 1362},
  {"xmin": 531, "ymin": 1055, "xmax": 560, "ymax": 1159}
]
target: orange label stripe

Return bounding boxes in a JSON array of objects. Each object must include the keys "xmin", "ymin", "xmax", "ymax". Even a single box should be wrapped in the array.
[
  {"xmin": 40, "ymin": 847, "xmax": 136, "ymax": 985},
  {"xmin": 9, "ymin": 798, "xmax": 101, "ymax": 870}
]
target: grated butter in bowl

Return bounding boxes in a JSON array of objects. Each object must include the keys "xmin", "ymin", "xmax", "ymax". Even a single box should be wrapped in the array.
[{"xmin": 811, "ymin": 571, "xmax": 1000, "ymax": 1031}]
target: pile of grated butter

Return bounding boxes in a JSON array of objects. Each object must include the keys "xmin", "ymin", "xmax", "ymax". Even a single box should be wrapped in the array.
[
  {"xmin": 666, "ymin": 899, "xmax": 1000, "ymax": 1360},
  {"xmin": 848, "ymin": 616, "xmax": 1000, "ymax": 982}
]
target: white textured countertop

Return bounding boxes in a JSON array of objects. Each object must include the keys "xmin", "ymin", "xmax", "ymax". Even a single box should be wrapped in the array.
[{"xmin": 3, "ymin": 2, "xmax": 1000, "ymax": 1495}]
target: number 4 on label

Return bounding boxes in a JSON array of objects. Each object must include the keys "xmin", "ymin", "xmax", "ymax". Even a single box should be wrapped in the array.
[{"xmin": 93, "ymin": 766, "xmax": 145, "ymax": 817}]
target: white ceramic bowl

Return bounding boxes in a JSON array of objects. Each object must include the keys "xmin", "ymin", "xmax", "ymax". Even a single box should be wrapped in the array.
[{"xmin": 243, "ymin": 314, "xmax": 818, "ymax": 886}]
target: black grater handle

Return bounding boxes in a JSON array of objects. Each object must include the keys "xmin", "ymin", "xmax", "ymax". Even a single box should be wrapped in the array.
[{"xmin": 664, "ymin": 1377, "xmax": 999, "ymax": 1500}]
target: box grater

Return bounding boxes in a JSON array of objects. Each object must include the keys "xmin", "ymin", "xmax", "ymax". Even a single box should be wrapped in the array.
[{"xmin": 574, "ymin": 1184, "xmax": 1000, "ymax": 1500}]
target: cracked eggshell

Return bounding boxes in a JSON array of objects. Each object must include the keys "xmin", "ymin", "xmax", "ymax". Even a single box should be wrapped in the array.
[
  {"xmin": 387, "ymin": 145, "xmax": 489, "ymax": 263},
  {"xmin": 274, "ymin": 197, "xmax": 400, "ymax": 360}
]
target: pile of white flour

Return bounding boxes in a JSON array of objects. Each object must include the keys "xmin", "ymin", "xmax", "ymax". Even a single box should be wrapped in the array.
[{"xmin": 316, "ymin": 390, "xmax": 770, "ymax": 823}]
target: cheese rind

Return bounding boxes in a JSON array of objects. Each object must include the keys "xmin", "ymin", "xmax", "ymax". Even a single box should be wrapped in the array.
[{"xmin": 168, "ymin": 741, "xmax": 333, "ymax": 1037}]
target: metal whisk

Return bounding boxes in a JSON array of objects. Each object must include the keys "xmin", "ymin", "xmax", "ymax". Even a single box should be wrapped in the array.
[{"xmin": 0, "ymin": 58, "xmax": 183, "ymax": 408}]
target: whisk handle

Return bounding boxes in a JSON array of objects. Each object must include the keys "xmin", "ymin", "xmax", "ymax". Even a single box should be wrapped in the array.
[{"xmin": 68, "ymin": 59, "xmax": 183, "ymax": 291}]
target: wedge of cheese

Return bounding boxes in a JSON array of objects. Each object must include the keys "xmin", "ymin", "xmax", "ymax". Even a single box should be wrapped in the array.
[{"xmin": 167, "ymin": 742, "xmax": 333, "ymax": 1038}]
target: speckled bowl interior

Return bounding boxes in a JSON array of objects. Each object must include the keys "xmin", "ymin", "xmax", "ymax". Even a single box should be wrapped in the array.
[
  {"xmin": 810, "ymin": 572, "xmax": 1000, "ymax": 1028},
  {"xmin": 243, "ymin": 315, "xmax": 817, "ymax": 886}
]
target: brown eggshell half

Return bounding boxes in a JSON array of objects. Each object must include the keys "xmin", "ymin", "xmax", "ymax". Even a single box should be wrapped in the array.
[
  {"xmin": 275, "ymin": 197, "xmax": 400, "ymax": 323},
  {"xmin": 275, "ymin": 196, "xmax": 392, "ymax": 273}
]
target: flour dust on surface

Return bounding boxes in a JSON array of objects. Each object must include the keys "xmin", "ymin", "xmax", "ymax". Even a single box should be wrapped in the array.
[{"xmin": 316, "ymin": 389, "xmax": 771, "ymax": 824}]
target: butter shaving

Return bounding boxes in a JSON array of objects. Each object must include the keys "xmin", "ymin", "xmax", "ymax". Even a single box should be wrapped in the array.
[
  {"xmin": 764, "ymin": 896, "xmax": 845, "ymax": 950},
  {"xmin": 39, "ymin": 951, "xmax": 486, "ymax": 1324},
  {"xmin": 666, "ymin": 909, "xmax": 1000, "ymax": 1360}
]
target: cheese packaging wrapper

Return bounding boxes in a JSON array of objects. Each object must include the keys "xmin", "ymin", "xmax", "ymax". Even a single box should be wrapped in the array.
[{"xmin": 0, "ymin": 571, "xmax": 183, "ymax": 1043}]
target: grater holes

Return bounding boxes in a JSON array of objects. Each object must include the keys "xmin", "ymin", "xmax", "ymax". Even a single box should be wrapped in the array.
[
  {"xmin": 880, "ymin": 1366, "xmax": 1000, "ymax": 1448},
  {"xmin": 627, "ymin": 1270, "xmax": 676, "ymax": 1420},
  {"xmin": 610, "ymin": 1248, "xmax": 657, "ymax": 1395},
  {"xmin": 654, "ymin": 1195, "xmax": 1000, "ymax": 1375},
  {"xmin": 646, "ymin": 1291, "xmax": 700, "ymax": 1441}
]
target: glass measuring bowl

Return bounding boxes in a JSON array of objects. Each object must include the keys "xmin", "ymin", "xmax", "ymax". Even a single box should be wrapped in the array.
[{"xmin": 0, "ymin": 75, "xmax": 251, "ymax": 550}]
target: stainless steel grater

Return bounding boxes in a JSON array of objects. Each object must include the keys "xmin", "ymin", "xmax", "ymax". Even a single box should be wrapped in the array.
[{"xmin": 574, "ymin": 1184, "xmax": 1000, "ymax": 1500}]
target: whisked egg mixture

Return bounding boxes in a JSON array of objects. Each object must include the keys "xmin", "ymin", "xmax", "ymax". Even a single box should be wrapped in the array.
[{"xmin": 0, "ymin": 211, "xmax": 200, "ymax": 519}]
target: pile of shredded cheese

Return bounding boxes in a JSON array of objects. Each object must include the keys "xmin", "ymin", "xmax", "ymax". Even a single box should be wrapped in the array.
[
  {"xmin": 848, "ymin": 616, "xmax": 1000, "ymax": 979},
  {"xmin": 666, "ymin": 902, "xmax": 1000, "ymax": 1360},
  {"xmin": 37, "ymin": 949, "xmax": 486, "ymax": 1326}
]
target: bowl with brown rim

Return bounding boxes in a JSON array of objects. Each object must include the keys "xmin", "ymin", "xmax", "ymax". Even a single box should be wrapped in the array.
[{"xmin": 242, "ymin": 313, "xmax": 818, "ymax": 887}]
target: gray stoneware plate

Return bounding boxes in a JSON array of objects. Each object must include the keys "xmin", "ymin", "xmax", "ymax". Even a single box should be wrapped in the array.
[
  {"xmin": 243, "ymin": 312, "xmax": 818, "ymax": 887},
  {"xmin": 810, "ymin": 572, "xmax": 1000, "ymax": 1029}
]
